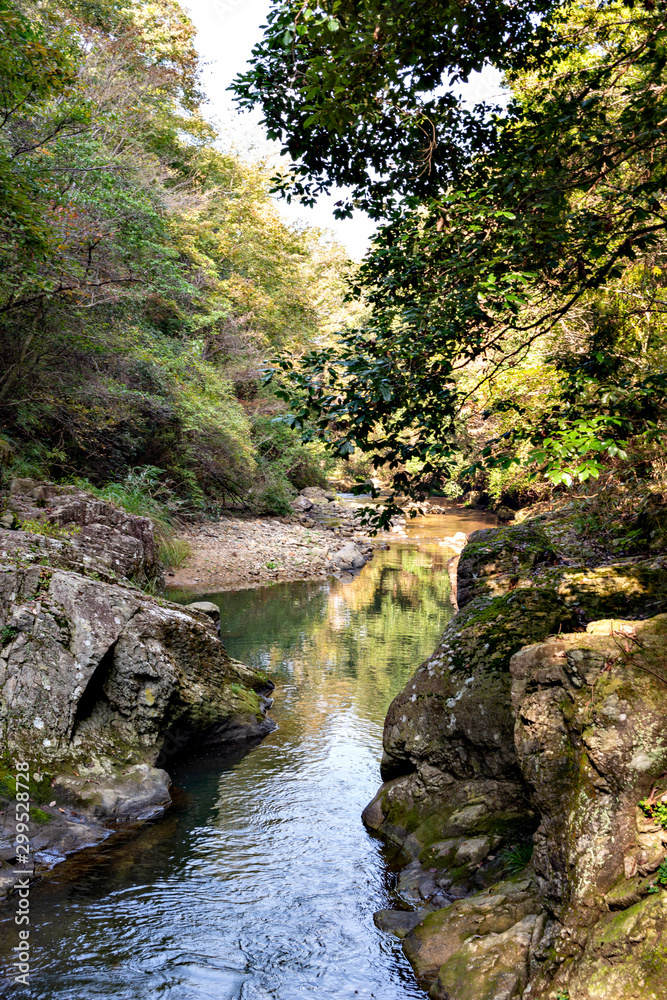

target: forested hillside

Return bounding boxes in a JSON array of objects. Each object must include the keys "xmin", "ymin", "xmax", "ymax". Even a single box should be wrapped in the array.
[
  {"xmin": 0, "ymin": 0, "xmax": 357, "ymax": 524},
  {"xmin": 237, "ymin": 0, "xmax": 667, "ymax": 528}
]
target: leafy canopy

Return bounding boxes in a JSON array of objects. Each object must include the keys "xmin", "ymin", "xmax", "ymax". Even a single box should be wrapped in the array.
[{"xmin": 234, "ymin": 0, "xmax": 667, "ymax": 519}]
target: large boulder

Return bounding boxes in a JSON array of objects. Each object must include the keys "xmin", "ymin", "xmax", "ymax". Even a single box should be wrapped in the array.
[
  {"xmin": 456, "ymin": 523, "xmax": 557, "ymax": 608},
  {"xmin": 362, "ymin": 589, "xmax": 577, "ymax": 885},
  {"xmin": 400, "ymin": 873, "xmax": 542, "ymax": 995},
  {"xmin": 458, "ymin": 514, "xmax": 667, "ymax": 622},
  {"xmin": 430, "ymin": 913, "xmax": 541, "ymax": 1000},
  {"xmin": 0, "ymin": 564, "xmax": 273, "ymax": 763},
  {"xmin": 0, "ymin": 561, "xmax": 274, "ymax": 877},
  {"xmin": 539, "ymin": 557, "xmax": 667, "ymax": 621},
  {"xmin": 370, "ymin": 499, "xmax": 667, "ymax": 1000},
  {"xmin": 379, "ymin": 587, "xmax": 577, "ymax": 784},
  {"xmin": 511, "ymin": 615, "xmax": 667, "ymax": 998}
]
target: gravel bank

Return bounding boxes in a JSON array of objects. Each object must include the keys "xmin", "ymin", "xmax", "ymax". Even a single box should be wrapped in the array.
[{"xmin": 168, "ymin": 514, "xmax": 378, "ymax": 591}]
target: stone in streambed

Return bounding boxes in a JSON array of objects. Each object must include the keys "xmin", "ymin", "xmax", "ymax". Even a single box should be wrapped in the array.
[
  {"xmin": 455, "ymin": 836, "xmax": 493, "ymax": 866},
  {"xmin": 185, "ymin": 601, "xmax": 220, "ymax": 628},
  {"xmin": 291, "ymin": 495, "xmax": 314, "ymax": 513},
  {"xmin": 401, "ymin": 873, "xmax": 541, "ymax": 984},
  {"xmin": 374, "ymin": 908, "xmax": 429, "ymax": 938},
  {"xmin": 53, "ymin": 763, "xmax": 171, "ymax": 821},
  {"xmin": 331, "ymin": 542, "xmax": 366, "ymax": 569}
]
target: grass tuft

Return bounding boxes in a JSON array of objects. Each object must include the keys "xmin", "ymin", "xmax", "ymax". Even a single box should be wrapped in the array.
[{"xmin": 498, "ymin": 841, "xmax": 534, "ymax": 875}]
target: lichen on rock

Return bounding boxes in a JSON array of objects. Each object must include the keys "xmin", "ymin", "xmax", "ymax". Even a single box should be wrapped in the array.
[
  {"xmin": 456, "ymin": 523, "xmax": 557, "ymax": 608},
  {"xmin": 363, "ymin": 588, "xmax": 577, "ymax": 865},
  {"xmin": 368, "ymin": 498, "xmax": 667, "ymax": 1000}
]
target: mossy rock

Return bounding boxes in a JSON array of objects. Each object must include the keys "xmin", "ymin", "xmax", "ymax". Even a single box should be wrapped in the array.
[
  {"xmin": 539, "ymin": 558, "xmax": 667, "ymax": 621},
  {"xmin": 429, "ymin": 912, "xmax": 538, "ymax": 1000},
  {"xmin": 381, "ymin": 587, "xmax": 578, "ymax": 783},
  {"xmin": 457, "ymin": 523, "xmax": 557, "ymax": 608},
  {"xmin": 567, "ymin": 893, "xmax": 667, "ymax": 999},
  {"xmin": 402, "ymin": 873, "xmax": 541, "ymax": 984},
  {"xmin": 511, "ymin": 614, "xmax": 667, "ymax": 917},
  {"xmin": 627, "ymin": 497, "xmax": 667, "ymax": 555}
]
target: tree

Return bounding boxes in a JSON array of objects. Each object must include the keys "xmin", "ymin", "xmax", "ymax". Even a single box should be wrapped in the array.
[
  {"xmin": 234, "ymin": 0, "xmax": 667, "ymax": 521},
  {"xmin": 0, "ymin": 0, "xmax": 357, "ymax": 511}
]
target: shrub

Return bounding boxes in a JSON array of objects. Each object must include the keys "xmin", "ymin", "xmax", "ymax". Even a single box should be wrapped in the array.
[{"xmin": 252, "ymin": 475, "xmax": 296, "ymax": 516}]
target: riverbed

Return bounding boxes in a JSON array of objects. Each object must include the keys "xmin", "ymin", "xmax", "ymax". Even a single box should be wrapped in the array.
[{"xmin": 0, "ymin": 508, "xmax": 495, "ymax": 999}]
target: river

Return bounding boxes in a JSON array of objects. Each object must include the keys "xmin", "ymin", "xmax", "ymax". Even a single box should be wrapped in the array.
[{"xmin": 1, "ymin": 507, "xmax": 496, "ymax": 999}]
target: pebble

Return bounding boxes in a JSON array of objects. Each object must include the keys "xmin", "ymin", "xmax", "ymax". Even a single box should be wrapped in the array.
[{"xmin": 169, "ymin": 508, "xmax": 375, "ymax": 592}]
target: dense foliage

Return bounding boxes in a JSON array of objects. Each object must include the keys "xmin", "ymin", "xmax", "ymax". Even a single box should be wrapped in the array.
[
  {"xmin": 235, "ymin": 0, "xmax": 667, "ymax": 521},
  {"xmin": 0, "ymin": 0, "xmax": 354, "ymax": 514}
]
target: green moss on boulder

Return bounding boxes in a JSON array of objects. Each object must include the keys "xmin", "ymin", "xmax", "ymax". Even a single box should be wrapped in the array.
[{"xmin": 457, "ymin": 524, "xmax": 557, "ymax": 608}]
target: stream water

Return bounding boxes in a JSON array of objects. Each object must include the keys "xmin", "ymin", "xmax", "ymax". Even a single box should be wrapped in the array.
[{"xmin": 1, "ymin": 507, "xmax": 496, "ymax": 1000}]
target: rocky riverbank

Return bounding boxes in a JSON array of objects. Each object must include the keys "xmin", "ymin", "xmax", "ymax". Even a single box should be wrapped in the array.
[
  {"xmin": 0, "ymin": 480, "xmax": 277, "ymax": 895},
  {"xmin": 365, "ymin": 494, "xmax": 667, "ymax": 1000},
  {"xmin": 169, "ymin": 486, "xmax": 378, "ymax": 590}
]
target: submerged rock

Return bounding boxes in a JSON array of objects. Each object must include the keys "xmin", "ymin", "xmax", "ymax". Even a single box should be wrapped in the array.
[{"xmin": 373, "ymin": 908, "xmax": 428, "ymax": 938}]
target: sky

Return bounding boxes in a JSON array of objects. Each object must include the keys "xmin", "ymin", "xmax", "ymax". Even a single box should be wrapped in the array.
[{"xmin": 182, "ymin": 0, "xmax": 505, "ymax": 259}]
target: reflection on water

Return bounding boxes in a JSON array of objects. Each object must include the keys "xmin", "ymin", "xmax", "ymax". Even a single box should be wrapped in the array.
[{"xmin": 0, "ymin": 510, "xmax": 495, "ymax": 1000}]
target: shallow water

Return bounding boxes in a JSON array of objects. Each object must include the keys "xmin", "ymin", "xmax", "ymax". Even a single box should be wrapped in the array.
[{"xmin": 0, "ymin": 509, "xmax": 496, "ymax": 999}]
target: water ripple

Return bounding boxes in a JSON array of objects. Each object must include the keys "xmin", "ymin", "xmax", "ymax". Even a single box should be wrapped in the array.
[{"xmin": 0, "ymin": 530, "xmax": 479, "ymax": 999}]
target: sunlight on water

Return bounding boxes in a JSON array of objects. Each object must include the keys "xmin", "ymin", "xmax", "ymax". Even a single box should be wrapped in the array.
[{"xmin": 0, "ymin": 510, "xmax": 496, "ymax": 1000}]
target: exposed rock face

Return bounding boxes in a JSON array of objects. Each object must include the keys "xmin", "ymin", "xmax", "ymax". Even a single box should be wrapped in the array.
[
  {"xmin": 380, "ymin": 588, "xmax": 577, "ymax": 783},
  {"xmin": 430, "ymin": 912, "xmax": 540, "ymax": 1000},
  {"xmin": 540, "ymin": 557, "xmax": 667, "ymax": 620},
  {"xmin": 456, "ymin": 523, "xmax": 556, "ymax": 608},
  {"xmin": 363, "ymin": 589, "xmax": 577, "ymax": 862},
  {"xmin": 2, "ymin": 478, "xmax": 161, "ymax": 587},
  {"xmin": 458, "ymin": 518, "xmax": 667, "ymax": 621},
  {"xmin": 562, "ymin": 893, "xmax": 667, "ymax": 1000},
  {"xmin": 513, "ymin": 615, "xmax": 667, "ymax": 998},
  {"xmin": 367, "ymin": 501, "xmax": 667, "ymax": 1000},
  {"xmin": 1, "ymin": 565, "xmax": 272, "ymax": 763},
  {"xmin": 0, "ymin": 482, "xmax": 275, "ymax": 885},
  {"xmin": 402, "ymin": 874, "xmax": 540, "ymax": 981}
]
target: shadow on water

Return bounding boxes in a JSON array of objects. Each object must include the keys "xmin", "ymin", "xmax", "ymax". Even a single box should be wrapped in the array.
[{"xmin": 0, "ymin": 509, "xmax": 496, "ymax": 1000}]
